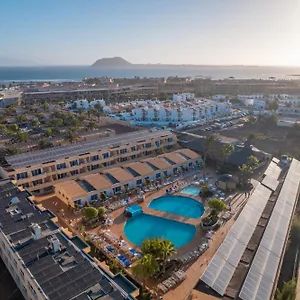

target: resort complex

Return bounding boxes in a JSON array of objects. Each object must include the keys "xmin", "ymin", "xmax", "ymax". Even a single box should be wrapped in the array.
[
  {"xmin": 1, "ymin": 81, "xmax": 300, "ymax": 300},
  {"xmin": 0, "ymin": 179, "xmax": 138, "ymax": 300},
  {"xmin": 54, "ymin": 148, "xmax": 201, "ymax": 207},
  {"xmin": 0, "ymin": 129, "xmax": 177, "ymax": 194}
]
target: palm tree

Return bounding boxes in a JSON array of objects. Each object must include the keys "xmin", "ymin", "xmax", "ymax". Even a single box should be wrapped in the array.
[
  {"xmin": 276, "ymin": 279, "xmax": 296, "ymax": 300},
  {"xmin": 202, "ymin": 135, "xmax": 216, "ymax": 178},
  {"xmin": 247, "ymin": 155, "xmax": 259, "ymax": 168},
  {"xmin": 65, "ymin": 129, "xmax": 76, "ymax": 144},
  {"xmin": 141, "ymin": 237, "xmax": 162, "ymax": 258},
  {"xmin": 220, "ymin": 143, "xmax": 234, "ymax": 167},
  {"xmin": 159, "ymin": 240, "xmax": 176, "ymax": 273},
  {"xmin": 239, "ymin": 164, "xmax": 253, "ymax": 187},
  {"xmin": 132, "ymin": 254, "xmax": 159, "ymax": 289}
]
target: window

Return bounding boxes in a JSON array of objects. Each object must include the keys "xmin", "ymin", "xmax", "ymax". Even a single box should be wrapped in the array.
[
  {"xmin": 29, "ymin": 284, "xmax": 37, "ymax": 297},
  {"xmin": 155, "ymin": 141, "xmax": 160, "ymax": 147},
  {"xmin": 57, "ymin": 173, "xmax": 68, "ymax": 179},
  {"xmin": 74, "ymin": 199, "xmax": 81, "ymax": 205},
  {"xmin": 22, "ymin": 183, "xmax": 30, "ymax": 188},
  {"xmin": 20, "ymin": 269, "xmax": 24, "ymax": 278},
  {"xmin": 131, "ymin": 146, "xmax": 136, "ymax": 151},
  {"xmin": 31, "ymin": 169, "xmax": 42, "ymax": 176},
  {"xmin": 32, "ymin": 179, "xmax": 43, "ymax": 186},
  {"xmin": 90, "ymin": 194, "xmax": 98, "ymax": 201},
  {"xmin": 168, "ymin": 137, "xmax": 173, "ymax": 142},
  {"xmin": 156, "ymin": 173, "xmax": 161, "ymax": 179},
  {"xmin": 90, "ymin": 155, "xmax": 99, "ymax": 162},
  {"xmin": 136, "ymin": 179, "xmax": 142, "ymax": 186},
  {"xmin": 70, "ymin": 160, "xmax": 79, "ymax": 167},
  {"xmin": 120, "ymin": 157, "xmax": 128, "ymax": 162},
  {"xmin": 173, "ymin": 167, "xmax": 178, "ymax": 173},
  {"xmin": 131, "ymin": 155, "xmax": 136, "ymax": 160},
  {"xmin": 145, "ymin": 142, "xmax": 152, "ymax": 148},
  {"xmin": 120, "ymin": 148, "xmax": 127, "ymax": 154},
  {"xmin": 188, "ymin": 162, "xmax": 193, "ymax": 167},
  {"xmin": 90, "ymin": 164, "xmax": 100, "ymax": 171},
  {"xmin": 70, "ymin": 170, "xmax": 79, "ymax": 176},
  {"xmin": 163, "ymin": 170, "xmax": 168, "ymax": 176},
  {"xmin": 113, "ymin": 186, "xmax": 121, "ymax": 193},
  {"xmin": 56, "ymin": 163, "xmax": 66, "ymax": 170},
  {"xmin": 16, "ymin": 172, "xmax": 28, "ymax": 180},
  {"xmin": 102, "ymin": 152, "xmax": 109, "ymax": 159}
]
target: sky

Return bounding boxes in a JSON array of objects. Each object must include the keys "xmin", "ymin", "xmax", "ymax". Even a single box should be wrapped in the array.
[{"xmin": 1, "ymin": 0, "xmax": 300, "ymax": 66}]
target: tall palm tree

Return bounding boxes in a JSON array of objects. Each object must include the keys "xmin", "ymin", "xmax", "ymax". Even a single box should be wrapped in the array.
[
  {"xmin": 239, "ymin": 164, "xmax": 253, "ymax": 187},
  {"xmin": 202, "ymin": 135, "xmax": 216, "ymax": 178},
  {"xmin": 132, "ymin": 254, "xmax": 159, "ymax": 290},
  {"xmin": 159, "ymin": 240, "xmax": 176, "ymax": 273},
  {"xmin": 220, "ymin": 143, "xmax": 234, "ymax": 167}
]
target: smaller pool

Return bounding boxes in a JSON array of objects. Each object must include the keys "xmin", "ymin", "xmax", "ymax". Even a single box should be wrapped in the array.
[
  {"xmin": 181, "ymin": 186, "xmax": 201, "ymax": 196},
  {"xmin": 149, "ymin": 195, "xmax": 204, "ymax": 219}
]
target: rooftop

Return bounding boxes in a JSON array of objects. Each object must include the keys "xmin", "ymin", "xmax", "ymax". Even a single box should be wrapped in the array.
[
  {"xmin": 104, "ymin": 168, "xmax": 134, "ymax": 184},
  {"xmin": 5, "ymin": 129, "xmax": 173, "ymax": 169},
  {"xmin": 198, "ymin": 158, "xmax": 300, "ymax": 300},
  {"xmin": 124, "ymin": 162, "xmax": 154, "ymax": 177},
  {"xmin": 0, "ymin": 180, "xmax": 137, "ymax": 300},
  {"xmin": 142, "ymin": 157, "xmax": 172, "ymax": 171},
  {"xmin": 55, "ymin": 181, "xmax": 87, "ymax": 199},
  {"xmin": 84, "ymin": 173, "xmax": 112, "ymax": 191}
]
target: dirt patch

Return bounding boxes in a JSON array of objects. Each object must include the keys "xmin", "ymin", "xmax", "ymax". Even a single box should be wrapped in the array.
[
  {"xmin": 218, "ymin": 124, "xmax": 300, "ymax": 157},
  {"xmin": 98, "ymin": 123, "xmax": 140, "ymax": 135}
]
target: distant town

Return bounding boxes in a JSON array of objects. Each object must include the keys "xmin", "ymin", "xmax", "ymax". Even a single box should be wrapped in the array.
[{"xmin": 0, "ymin": 76, "xmax": 300, "ymax": 300}]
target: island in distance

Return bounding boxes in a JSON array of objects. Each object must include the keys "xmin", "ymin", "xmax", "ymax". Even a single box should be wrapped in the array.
[{"xmin": 91, "ymin": 57, "xmax": 257, "ymax": 69}]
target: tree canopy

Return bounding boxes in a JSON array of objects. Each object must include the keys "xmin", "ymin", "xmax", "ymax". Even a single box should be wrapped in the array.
[
  {"xmin": 239, "ymin": 164, "xmax": 253, "ymax": 187},
  {"xmin": 132, "ymin": 254, "xmax": 159, "ymax": 289},
  {"xmin": 82, "ymin": 207, "xmax": 98, "ymax": 219},
  {"xmin": 276, "ymin": 279, "xmax": 296, "ymax": 300},
  {"xmin": 208, "ymin": 198, "xmax": 227, "ymax": 213},
  {"xmin": 220, "ymin": 143, "xmax": 234, "ymax": 164},
  {"xmin": 247, "ymin": 155, "xmax": 259, "ymax": 167}
]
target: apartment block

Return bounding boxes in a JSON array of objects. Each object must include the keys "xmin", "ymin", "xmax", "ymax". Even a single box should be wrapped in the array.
[
  {"xmin": 54, "ymin": 149, "xmax": 201, "ymax": 207},
  {"xmin": 0, "ymin": 180, "xmax": 138, "ymax": 300},
  {"xmin": 0, "ymin": 130, "xmax": 177, "ymax": 195}
]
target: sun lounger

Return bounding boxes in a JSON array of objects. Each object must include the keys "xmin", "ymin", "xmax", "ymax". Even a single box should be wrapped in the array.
[{"xmin": 158, "ymin": 283, "xmax": 168, "ymax": 294}]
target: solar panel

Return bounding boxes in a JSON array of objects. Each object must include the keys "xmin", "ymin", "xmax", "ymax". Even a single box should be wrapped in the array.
[
  {"xmin": 6, "ymin": 129, "xmax": 172, "ymax": 169},
  {"xmin": 201, "ymin": 183, "xmax": 272, "ymax": 296},
  {"xmin": 240, "ymin": 159, "xmax": 300, "ymax": 300},
  {"xmin": 261, "ymin": 176, "xmax": 279, "ymax": 191}
]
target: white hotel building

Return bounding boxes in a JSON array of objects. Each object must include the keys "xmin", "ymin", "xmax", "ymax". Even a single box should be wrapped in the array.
[{"xmin": 132, "ymin": 99, "xmax": 232, "ymax": 124}]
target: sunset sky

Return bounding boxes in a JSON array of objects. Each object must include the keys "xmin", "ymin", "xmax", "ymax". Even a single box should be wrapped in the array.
[{"xmin": 1, "ymin": 0, "xmax": 300, "ymax": 66}]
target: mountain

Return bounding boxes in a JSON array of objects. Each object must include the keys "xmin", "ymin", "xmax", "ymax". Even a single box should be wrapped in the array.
[
  {"xmin": 0, "ymin": 56, "xmax": 37, "ymax": 67},
  {"xmin": 91, "ymin": 57, "xmax": 132, "ymax": 68}
]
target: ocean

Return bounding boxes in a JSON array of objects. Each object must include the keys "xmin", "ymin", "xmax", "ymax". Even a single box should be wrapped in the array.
[{"xmin": 1, "ymin": 65, "xmax": 300, "ymax": 83}]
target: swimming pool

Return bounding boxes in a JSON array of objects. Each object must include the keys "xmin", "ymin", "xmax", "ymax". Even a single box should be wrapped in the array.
[
  {"xmin": 181, "ymin": 186, "xmax": 201, "ymax": 196},
  {"xmin": 148, "ymin": 195, "xmax": 205, "ymax": 219},
  {"xmin": 124, "ymin": 213, "xmax": 196, "ymax": 248}
]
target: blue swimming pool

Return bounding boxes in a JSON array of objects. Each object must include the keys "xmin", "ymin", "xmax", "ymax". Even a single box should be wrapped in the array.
[
  {"xmin": 124, "ymin": 213, "xmax": 196, "ymax": 248},
  {"xmin": 148, "ymin": 195, "xmax": 205, "ymax": 219},
  {"xmin": 181, "ymin": 186, "xmax": 201, "ymax": 196}
]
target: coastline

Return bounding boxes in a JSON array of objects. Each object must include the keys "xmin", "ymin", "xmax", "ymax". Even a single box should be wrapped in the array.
[{"xmin": 1, "ymin": 65, "xmax": 300, "ymax": 83}]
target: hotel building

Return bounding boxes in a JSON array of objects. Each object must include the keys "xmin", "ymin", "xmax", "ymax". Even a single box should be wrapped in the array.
[
  {"xmin": 132, "ymin": 99, "xmax": 232, "ymax": 123},
  {"xmin": 0, "ymin": 179, "xmax": 138, "ymax": 300},
  {"xmin": 22, "ymin": 85, "xmax": 157, "ymax": 104},
  {"xmin": 0, "ymin": 130, "xmax": 177, "ymax": 195},
  {"xmin": 54, "ymin": 149, "xmax": 201, "ymax": 207}
]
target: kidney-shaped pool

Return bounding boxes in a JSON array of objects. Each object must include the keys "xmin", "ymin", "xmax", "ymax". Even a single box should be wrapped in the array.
[{"xmin": 124, "ymin": 213, "xmax": 196, "ymax": 248}]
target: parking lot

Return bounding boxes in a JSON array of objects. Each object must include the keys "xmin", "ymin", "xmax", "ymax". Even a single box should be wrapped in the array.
[{"xmin": 181, "ymin": 109, "xmax": 250, "ymax": 134}]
